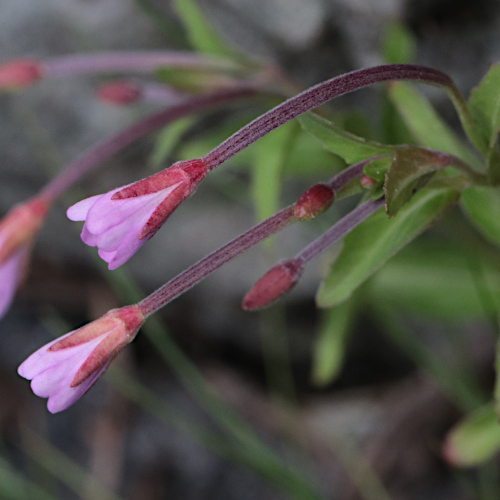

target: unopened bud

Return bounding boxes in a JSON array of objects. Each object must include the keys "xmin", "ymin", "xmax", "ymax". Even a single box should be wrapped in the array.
[
  {"xmin": 360, "ymin": 175, "xmax": 378, "ymax": 189},
  {"xmin": 98, "ymin": 81, "xmax": 140, "ymax": 104},
  {"xmin": 242, "ymin": 259, "xmax": 303, "ymax": 310},
  {"xmin": 0, "ymin": 58, "xmax": 42, "ymax": 90},
  {"xmin": 294, "ymin": 184, "xmax": 334, "ymax": 221}
]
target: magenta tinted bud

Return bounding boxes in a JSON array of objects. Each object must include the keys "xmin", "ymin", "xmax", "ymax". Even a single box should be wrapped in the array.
[
  {"xmin": 360, "ymin": 175, "xmax": 378, "ymax": 189},
  {"xmin": 294, "ymin": 183, "xmax": 335, "ymax": 221},
  {"xmin": 98, "ymin": 81, "xmax": 140, "ymax": 104},
  {"xmin": 242, "ymin": 259, "xmax": 303, "ymax": 311}
]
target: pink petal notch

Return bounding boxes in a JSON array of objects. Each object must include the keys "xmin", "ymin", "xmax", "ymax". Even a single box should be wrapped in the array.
[
  {"xmin": 18, "ymin": 305, "xmax": 145, "ymax": 413},
  {"xmin": 67, "ymin": 158, "xmax": 208, "ymax": 269},
  {"xmin": 0, "ymin": 197, "xmax": 50, "ymax": 320}
]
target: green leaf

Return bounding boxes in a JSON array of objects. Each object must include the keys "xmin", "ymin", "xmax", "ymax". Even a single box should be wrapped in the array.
[
  {"xmin": 298, "ymin": 112, "xmax": 395, "ymax": 164},
  {"xmin": 469, "ymin": 64, "xmax": 500, "ymax": 147},
  {"xmin": 495, "ymin": 335, "xmax": 500, "ymax": 417},
  {"xmin": 253, "ymin": 121, "xmax": 295, "ymax": 221},
  {"xmin": 173, "ymin": 0, "xmax": 236, "ymax": 58},
  {"xmin": 311, "ymin": 299, "xmax": 356, "ymax": 386},
  {"xmin": 443, "ymin": 403, "xmax": 500, "ymax": 467},
  {"xmin": 283, "ymin": 125, "xmax": 345, "ymax": 176},
  {"xmin": 382, "ymin": 22, "xmax": 416, "ymax": 64},
  {"xmin": 384, "ymin": 146, "xmax": 451, "ymax": 216},
  {"xmin": 389, "ymin": 82, "xmax": 480, "ymax": 168},
  {"xmin": 316, "ymin": 187, "xmax": 460, "ymax": 308},
  {"xmin": 371, "ymin": 240, "xmax": 500, "ymax": 319},
  {"xmin": 461, "ymin": 186, "xmax": 500, "ymax": 247},
  {"xmin": 149, "ymin": 116, "xmax": 196, "ymax": 167},
  {"xmin": 155, "ymin": 67, "xmax": 235, "ymax": 92},
  {"xmin": 469, "ymin": 64, "xmax": 500, "ymax": 182},
  {"xmin": 363, "ymin": 156, "xmax": 391, "ymax": 185}
]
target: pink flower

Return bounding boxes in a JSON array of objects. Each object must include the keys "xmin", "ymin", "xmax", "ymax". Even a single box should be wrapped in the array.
[
  {"xmin": 67, "ymin": 159, "xmax": 208, "ymax": 269},
  {"xmin": 18, "ymin": 305, "xmax": 144, "ymax": 413},
  {"xmin": 0, "ymin": 197, "xmax": 49, "ymax": 319}
]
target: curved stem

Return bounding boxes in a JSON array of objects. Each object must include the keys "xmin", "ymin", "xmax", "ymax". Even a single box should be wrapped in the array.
[
  {"xmin": 138, "ymin": 206, "xmax": 296, "ymax": 317},
  {"xmin": 43, "ymin": 51, "xmax": 241, "ymax": 77},
  {"xmin": 39, "ymin": 86, "xmax": 257, "ymax": 202},
  {"xmin": 204, "ymin": 64, "xmax": 467, "ymax": 170},
  {"xmin": 138, "ymin": 157, "xmax": 378, "ymax": 317},
  {"xmin": 297, "ymin": 198, "xmax": 385, "ymax": 264}
]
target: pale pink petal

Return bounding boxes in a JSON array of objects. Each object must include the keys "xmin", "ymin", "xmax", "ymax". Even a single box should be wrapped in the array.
[
  {"xmin": 81, "ymin": 225, "xmax": 98, "ymax": 247},
  {"xmin": 97, "ymin": 248, "xmax": 117, "ymax": 265},
  {"xmin": 30, "ymin": 356, "xmax": 81, "ymax": 398},
  {"xmin": 94, "ymin": 190, "xmax": 165, "ymax": 252},
  {"xmin": 28, "ymin": 337, "xmax": 103, "ymax": 397},
  {"xmin": 66, "ymin": 194, "xmax": 104, "ymax": 221},
  {"xmin": 100, "ymin": 230, "xmax": 148, "ymax": 270},
  {"xmin": 85, "ymin": 184, "xmax": 179, "ymax": 235},
  {"xmin": 17, "ymin": 328, "xmax": 101, "ymax": 378},
  {"xmin": 0, "ymin": 247, "xmax": 28, "ymax": 319},
  {"xmin": 46, "ymin": 359, "xmax": 113, "ymax": 413}
]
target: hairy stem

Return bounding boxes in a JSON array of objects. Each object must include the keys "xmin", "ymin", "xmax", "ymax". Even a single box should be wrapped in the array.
[{"xmin": 204, "ymin": 64, "xmax": 467, "ymax": 170}]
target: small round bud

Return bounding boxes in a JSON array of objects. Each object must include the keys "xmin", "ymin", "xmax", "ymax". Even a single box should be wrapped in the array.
[
  {"xmin": 242, "ymin": 259, "xmax": 303, "ymax": 311},
  {"xmin": 0, "ymin": 58, "xmax": 42, "ymax": 90},
  {"xmin": 294, "ymin": 183, "xmax": 335, "ymax": 221},
  {"xmin": 360, "ymin": 174, "xmax": 378, "ymax": 189},
  {"xmin": 98, "ymin": 81, "xmax": 140, "ymax": 104}
]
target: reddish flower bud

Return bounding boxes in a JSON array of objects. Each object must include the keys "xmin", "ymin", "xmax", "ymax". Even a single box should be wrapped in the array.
[
  {"xmin": 98, "ymin": 81, "xmax": 140, "ymax": 105},
  {"xmin": 0, "ymin": 197, "xmax": 49, "ymax": 265},
  {"xmin": 0, "ymin": 58, "xmax": 43, "ymax": 90},
  {"xmin": 360, "ymin": 175, "xmax": 378, "ymax": 189},
  {"xmin": 294, "ymin": 183, "xmax": 335, "ymax": 221},
  {"xmin": 242, "ymin": 259, "xmax": 303, "ymax": 310}
]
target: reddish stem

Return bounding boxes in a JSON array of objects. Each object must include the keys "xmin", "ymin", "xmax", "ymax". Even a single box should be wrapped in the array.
[
  {"xmin": 203, "ymin": 64, "xmax": 455, "ymax": 170},
  {"xmin": 40, "ymin": 86, "xmax": 257, "ymax": 201},
  {"xmin": 138, "ymin": 206, "xmax": 295, "ymax": 317}
]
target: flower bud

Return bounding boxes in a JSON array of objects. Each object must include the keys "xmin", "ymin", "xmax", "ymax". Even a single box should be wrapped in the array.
[
  {"xmin": 0, "ymin": 58, "xmax": 43, "ymax": 90},
  {"xmin": 294, "ymin": 183, "xmax": 334, "ymax": 221},
  {"xmin": 360, "ymin": 174, "xmax": 378, "ymax": 189},
  {"xmin": 98, "ymin": 81, "xmax": 140, "ymax": 105},
  {"xmin": 0, "ymin": 197, "xmax": 49, "ymax": 265},
  {"xmin": 242, "ymin": 259, "xmax": 303, "ymax": 310}
]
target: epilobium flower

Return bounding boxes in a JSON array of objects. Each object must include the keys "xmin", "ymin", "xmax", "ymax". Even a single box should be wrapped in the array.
[
  {"xmin": 18, "ymin": 305, "xmax": 144, "ymax": 413},
  {"xmin": 67, "ymin": 159, "xmax": 208, "ymax": 269},
  {"xmin": 0, "ymin": 197, "xmax": 49, "ymax": 318}
]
